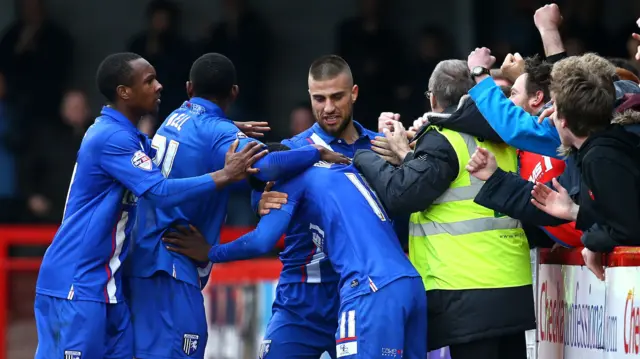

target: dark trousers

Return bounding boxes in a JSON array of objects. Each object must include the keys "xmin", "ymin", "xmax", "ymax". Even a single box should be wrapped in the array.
[{"xmin": 449, "ymin": 332, "xmax": 527, "ymax": 359}]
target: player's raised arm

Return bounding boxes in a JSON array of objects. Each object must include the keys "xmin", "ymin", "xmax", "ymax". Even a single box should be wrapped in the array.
[
  {"xmin": 212, "ymin": 123, "xmax": 350, "ymax": 183},
  {"xmin": 100, "ymin": 130, "xmax": 267, "ymax": 208}
]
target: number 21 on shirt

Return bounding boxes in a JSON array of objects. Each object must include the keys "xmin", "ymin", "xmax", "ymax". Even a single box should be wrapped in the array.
[{"xmin": 151, "ymin": 134, "xmax": 179, "ymax": 178}]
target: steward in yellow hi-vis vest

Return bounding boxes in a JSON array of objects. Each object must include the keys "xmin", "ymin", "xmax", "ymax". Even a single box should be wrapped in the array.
[
  {"xmin": 353, "ymin": 95, "xmax": 536, "ymax": 352},
  {"xmin": 409, "ymin": 126, "xmax": 531, "ymax": 291}
]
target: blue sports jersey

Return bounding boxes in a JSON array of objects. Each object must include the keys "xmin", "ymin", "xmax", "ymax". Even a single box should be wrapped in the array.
[
  {"xmin": 276, "ymin": 164, "xmax": 418, "ymax": 301},
  {"xmin": 129, "ymin": 98, "xmax": 321, "ymax": 289},
  {"xmin": 267, "ymin": 122, "xmax": 378, "ymax": 285},
  {"xmin": 211, "ymin": 163, "xmax": 419, "ymax": 302},
  {"xmin": 36, "ymin": 107, "xmax": 166, "ymax": 303}
]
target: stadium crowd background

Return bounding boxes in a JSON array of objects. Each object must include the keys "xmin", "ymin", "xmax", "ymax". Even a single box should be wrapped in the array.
[
  {"xmin": 2, "ymin": 0, "xmax": 640, "ymax": 358},
  {"xmin": 1, "ymin": 0, "xmax": 640, "ymax": 226}
]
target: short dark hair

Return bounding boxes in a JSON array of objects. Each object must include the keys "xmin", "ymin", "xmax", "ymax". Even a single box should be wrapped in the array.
[
  {"xmin": 189, "ymin": 53, "xmax": 237, "ymax": 100},
  {"xmin": 248, "ymin": 143, "xmax": 291, "ymax": 191},
  {"xmin": 308, "ymin": 55, "xmax": 353, "ymax": 82},
  {"xmin": 96, "ymin": 52, "xmax": 143, "ymax": 103},
  {"xmin": 523, "ymin": 55, "xmax": 552, "ymax": 102}
]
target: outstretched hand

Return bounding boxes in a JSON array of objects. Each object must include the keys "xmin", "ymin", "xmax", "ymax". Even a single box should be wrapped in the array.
[
  {"xmin": 222, "ymin": 140, "xmax": 269, "ymax": 181},
  {"xmin": 311, "ymin": 145, "xmax": 351, "ymax": 165},
  {"xmin": 530, "ymin": 178, "xmax": 578, "ymax": 221},
  {"xmin": 234, "ymin": 121, "xmax": 271, "ymax": 138}
]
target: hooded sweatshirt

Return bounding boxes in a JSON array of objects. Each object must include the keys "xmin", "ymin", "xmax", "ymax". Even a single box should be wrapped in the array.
[{"xmin": 577, "ymin": 109, "xmax": 640, "ymax": 252}]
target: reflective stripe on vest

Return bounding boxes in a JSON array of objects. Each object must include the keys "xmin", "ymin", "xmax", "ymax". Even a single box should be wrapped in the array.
[
  {"xmin": 432, "ymin": 131, "xmax": 484, "ymax": 204},
  {"xmin": 408, "ymin": 127, "xmax": 531, "ymax": 291},
  {"xmin": 410, "ymin": 216, "xmax": 521, "ymax": 237}
]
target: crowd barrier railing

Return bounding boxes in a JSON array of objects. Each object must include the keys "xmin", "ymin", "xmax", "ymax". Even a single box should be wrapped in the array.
[{"xmin": 537, "ymin": 246, "xmax": 640, "ymax": 359}]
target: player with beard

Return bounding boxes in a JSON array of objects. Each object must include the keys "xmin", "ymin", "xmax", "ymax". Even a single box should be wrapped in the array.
[{"xmin": 249, "ymin": 55, "xmax": 380, "ymax": 358}]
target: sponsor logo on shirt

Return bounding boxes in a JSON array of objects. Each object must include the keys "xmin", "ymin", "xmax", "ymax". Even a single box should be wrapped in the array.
[
  {"xmin": 236, "ymin": 131, "xmax": 248, "ymax": 139},
  {"xmin": 382, "ymin": 348, "xmax": 404, "ymax": 357},
  {"xmin": 131, "ymin": 150, "xmax": 152, "ymax": 171}
]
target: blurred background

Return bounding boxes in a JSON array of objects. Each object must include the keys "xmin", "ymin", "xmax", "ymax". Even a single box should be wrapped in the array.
[{"xmin": 0, "ymin": 0, "xmax": 639, "ymax": 357}]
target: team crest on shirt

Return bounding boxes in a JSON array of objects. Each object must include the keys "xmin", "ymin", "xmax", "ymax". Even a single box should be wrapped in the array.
[
  {"xmin": 64, "ymin": 350, "xmax": 82, "ymax": 359},
  {"xmin": 131, "ymin": 150, "xmax": 153, "ymax": 171},
  {"xmin": 182, "ymin": 334, "xmax": 199, "ymax": 356},
  {"xmin": 259, "ymin": 339, "xmax": 271, "ymax": 358}
]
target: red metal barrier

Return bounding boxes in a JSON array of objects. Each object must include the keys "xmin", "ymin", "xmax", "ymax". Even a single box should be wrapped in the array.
[{"xmin": 0, "ymin": 225, "xmax": 283, "ymax": 359}]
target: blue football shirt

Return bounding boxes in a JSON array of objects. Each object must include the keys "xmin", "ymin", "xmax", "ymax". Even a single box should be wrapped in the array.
[
  {"xmin": 274, "ymin": 122, "xmax": 379, "ymax": 285},
  {"xmin": 129, "ymin": 98, "xmax": 263, "ymax": 288},
  {"xmin": 36, "ymin": 107, "xmax": 166, "ymax": 303},
  {"xmin": 275, "ymin": 163, "xmax": 419, "ymax": 301}
]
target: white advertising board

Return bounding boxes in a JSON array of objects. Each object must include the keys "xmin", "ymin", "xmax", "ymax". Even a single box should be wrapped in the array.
[
  {"xmin": 537, "ymin": 264, "xmax": 607, "ymax": 359},
  {"xmin": 604, "ymin": 266, "xmax": 640, "ymax": 358}
]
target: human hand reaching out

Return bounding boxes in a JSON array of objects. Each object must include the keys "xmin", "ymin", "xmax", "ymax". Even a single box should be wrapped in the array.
[{"xmin": 530, "ymin": 178, "xmax": 579, "ymax": 221}]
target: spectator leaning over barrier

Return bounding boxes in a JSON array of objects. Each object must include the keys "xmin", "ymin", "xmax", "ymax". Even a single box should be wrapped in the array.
[
  {"xmin": 467, "ymin": 53, "xmax": 640, "ymax": 282},
  {"xmin": 353, "ymin": 59, "xmax": 534, "ymax": 358}
]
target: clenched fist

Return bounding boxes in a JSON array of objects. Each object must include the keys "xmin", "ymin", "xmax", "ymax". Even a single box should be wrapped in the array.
[
  {"xmin": 534, "ymin": 4, "xmax": 563, "ymax": 32},
  {"xmin": 465, "ymin": 147, "xmax": 497, "ymax": 181},
  {"xmin": 467, "ymin": 48, "xmax": 496, "ymax": 72},
  {"xmin": 500, "ymin": 53, "xmax": 525, "ymax": 83}
]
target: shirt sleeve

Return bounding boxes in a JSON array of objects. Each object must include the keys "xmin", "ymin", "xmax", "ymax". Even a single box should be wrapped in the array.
[
  {"xmin": 249, "ymin": 137, "xmax": 304, "ymax": 214},
  {"xmin": 210, "ymin": 122, "xmax": 262, "ymax": 169},
  {"xmin": 210, "ymin": 122, "xmax": 320, "ymax": 182},
  {"xmin": 207, "ymin": 174, "xmax": 306, "ymax": 263},
  {"xmin": 271, "ymin": 174, "xmax": 306, "ymax": 216},
  {"xmin": 469, "ymin": 77, "xmax": 563, "ymax": 158},
  {"xmin": 353, "ymin": 131, "xmax": 458, "ymax": 216},
  {"xmin": 207, "ymin": 210, "xmax": 292, "ymax": 263},
  {"xmin": 99, "ymin": 130, "xmax": 165, "ymax": 197}
]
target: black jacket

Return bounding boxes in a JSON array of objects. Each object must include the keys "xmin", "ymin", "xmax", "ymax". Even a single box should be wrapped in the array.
[
  {"xmin": 353, "ymin": 96, "xmax": 499, "ymax": 216},
  {"xmin": 474, "ymin": 155, "xmax": 580, "ymax": 227},
  {"xmin": 354, "ymin": 96, "xmax": 535, "ymax": 349},
  {"xmin": 576, "ymin": 115, "xmax": 640, "ymax": 252}
]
